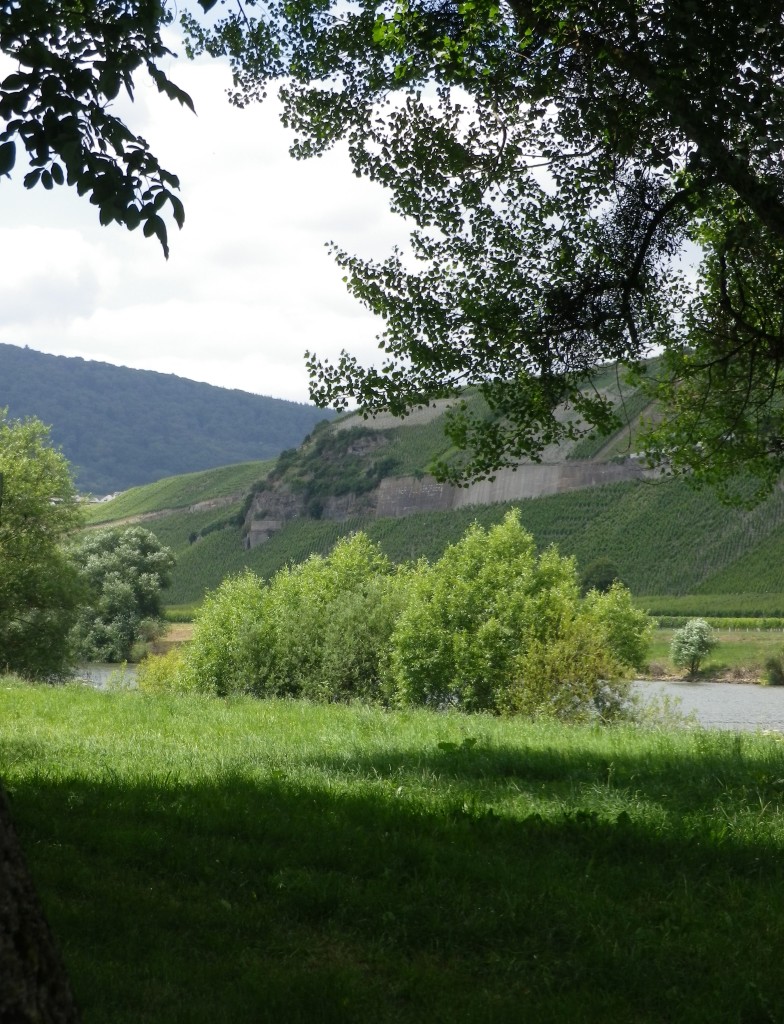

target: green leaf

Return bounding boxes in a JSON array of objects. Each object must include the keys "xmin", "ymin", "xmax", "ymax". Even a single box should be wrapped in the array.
[
  {"xmin": 0, "ymin": 141, "xmax": 15, "ymax": 176},
  {"xmin": 1, "ymin": 73, "xmax": 27, "ymax": 91},
  {"xmin": 198, "ymin": 0, "xmax": 219, "ymax": 11},
  {"xmin": 169, "ymin": 194, "xmax": 185, "ymax": 229},
  {"xmin": 147, "ymin": 64, "xmax": 196, "ymax": 113},
  {"xmin": 125, "ymin": 206, "xmax": 141, "ymax": 230}
]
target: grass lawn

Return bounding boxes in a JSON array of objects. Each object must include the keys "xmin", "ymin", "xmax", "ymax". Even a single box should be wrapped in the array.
[
  {"xmin": 649, "ymin": 628, "xmax": 784, "ymax": 680},
  {"xmin": 3, "ymin": 681, "xmax": 784, "ymax": 1023}
]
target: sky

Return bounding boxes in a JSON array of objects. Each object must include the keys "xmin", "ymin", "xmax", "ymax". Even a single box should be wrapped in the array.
[{"xmin": 0, "ymin": 32, "xmax": 405, "ymax": 405}]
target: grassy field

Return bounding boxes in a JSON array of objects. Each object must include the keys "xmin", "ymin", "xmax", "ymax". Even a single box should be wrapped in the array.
[{"xmin": 4, "ymin": 682, "xmax": 784, "ymax": 1023}]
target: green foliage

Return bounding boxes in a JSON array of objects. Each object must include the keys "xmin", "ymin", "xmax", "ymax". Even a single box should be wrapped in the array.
[
  {"xmin": 670, "ymin": 619, "xmax": 718, "ymax": 677},
  {"xmin": 137, "ymin": 648, "xmax": 193, "ymax": 694},
  {"xmin": 164, "ymin": 534, "xmax": 403, "ymax": 700},
  {"xmin": 148, "ymin": 514, "xmax": 650, "ymax": 720},
  {"xmin": 583, "ymin": 583, "xmax": 654, "ymax": 673},
  {"xmin": 0, "ymin": 412, "xmax": 83, "ymax": 678},
  {"xmin": 389, "ymin": 512, "xmax": 544, "ymax": 712},
  {"xmin": 0, "ymin": 343, "xmax": 330, "ymax": 494},
  {"xmin": 263, "ymin": 425, "xmax": 399, "ymax": 504},
  {"xmin": 0, "ymin": 3, "xmax": 189, "ymax": 255},
  {"xmin": 257, "ymin": 534, "xmax": 400, "ymax": 702},
  {"xmin": 567, "ymin": 384, "xmax": 654, "ymax": 462},
  {"xmin": 193, "ymin": 0, "xmax": 784, "ymax": 492},
  {"xmin": 505, "ymin": 617, "xmax": 629, "ymax": 722},
  {"xmin": 388, "ymin": 511, "xmax": 644, "ymax": 718},
  {"xmin": 764, "ymin": 652, "xmax": 784, "ymax": 687},
  {"xmin": 69, "ymin": 527, "xmax": 175, "ymax": 662},
  {"xmin": 172, "ymin": 570, "xmax": 267, "ymax": 696},
  {"xmin": 581, "ymin": 558, "xmax": 623, "ymax": 595}
]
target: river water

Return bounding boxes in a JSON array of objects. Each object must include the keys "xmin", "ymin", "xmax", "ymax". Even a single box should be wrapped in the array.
[
  {"xmin": 75, "ymin": 663, "xmax": 138, "ymax": 689},
  {"xmin": 73, "ymin": 668, "xmax": 784, "ymax": 731},
  {"xmin": 633, "ymin": 680, "xmax": 784, "ymax": 731}
]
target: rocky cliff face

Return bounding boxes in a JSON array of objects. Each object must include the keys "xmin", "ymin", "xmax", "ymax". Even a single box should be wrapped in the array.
[{"xmin": 243, "ymin": 458, "xmax": 650, "ymax": 548}]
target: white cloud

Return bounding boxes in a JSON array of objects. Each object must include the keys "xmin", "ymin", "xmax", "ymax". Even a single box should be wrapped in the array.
[{"xmin": 0, "ymin": 35, "xmax": 405, "ymax": 403}]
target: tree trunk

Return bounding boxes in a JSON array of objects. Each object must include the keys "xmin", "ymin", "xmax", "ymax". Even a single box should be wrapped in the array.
[{"xmin": 0, "ymin": 784, "xmax": 81, "ymax": 1023}]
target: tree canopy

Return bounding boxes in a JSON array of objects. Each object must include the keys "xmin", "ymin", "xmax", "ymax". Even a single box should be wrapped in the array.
[
  {"xmin": 0, "ymin": 413, "xmax": 83, "ymax": 678},
  {"xmin": 69, "ymin": 526, "xmax": 175, "ymax": 661},
  {"xmin": 189, "ymin": 0, "xmax": 784, "ymax": 495},
  {"xmin": 0, "ymin": 0, "xmax": 192, "ymax": 255}
]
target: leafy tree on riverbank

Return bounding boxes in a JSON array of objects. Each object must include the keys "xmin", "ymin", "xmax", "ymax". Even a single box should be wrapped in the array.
[
  {"xmin": 0, "ymin": 413, "xmax": 83, "ymax": 678},
  {"xmin": 389, "ymin": 511, "xmax": 650, "ymax": 718},
  {"xmin": 69, "ymin": 526, "xmax": 175, "ymax": 662},
  {"xmin": 670, "ymin": 618, "xmax": 718, "ymax": 677}
]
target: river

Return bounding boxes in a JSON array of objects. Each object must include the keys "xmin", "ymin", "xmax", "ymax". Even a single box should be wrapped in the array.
[
  {"xmin": 75, "ymin": 663, "xmax": 138, "ymax": 689},
  {"xmin": 633, "ymin": 680, "xmax": 784, "ymax": 731},
  {"xmin": 73, "ymin": 668, "xmax": 784, "ymax": 731}
]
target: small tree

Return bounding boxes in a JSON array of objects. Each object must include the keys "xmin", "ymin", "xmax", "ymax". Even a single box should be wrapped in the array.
[
  {"xmin": 69, "ymin": 527, "xmax": 175, "ymax": 662},
  {"xmin": 670, "ymin": 618, "xmax": 717, "ymax": 677},
  {"xmin": 0, "ymin": 413, "xmax": 84, "ymax": 678}
]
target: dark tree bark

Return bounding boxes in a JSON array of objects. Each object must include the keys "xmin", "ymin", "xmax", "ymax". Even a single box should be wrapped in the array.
[{"xmin": 0, "ymin": 785, "xmax": 80, "ymax": 1024}]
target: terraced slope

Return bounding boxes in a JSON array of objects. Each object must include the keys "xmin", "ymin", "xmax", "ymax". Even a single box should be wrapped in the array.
[{"xmin": 84, "ymin": 359, "xmax": 784, "ymax": 610}]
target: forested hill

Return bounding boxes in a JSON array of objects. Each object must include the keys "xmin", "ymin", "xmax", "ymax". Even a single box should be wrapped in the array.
[{"xmin": 0, "ymin": 343, "xmax": 333, "ymax": 494}]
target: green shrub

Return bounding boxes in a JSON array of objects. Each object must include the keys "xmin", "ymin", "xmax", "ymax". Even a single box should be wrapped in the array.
[
  {"xmin": 764, "ymin": 652, "xmax": 784, "ymax": 686},
  {"xmin": 184, "ymin": 570, "xmax": 269, "ymax": 696},
  {"xmin": 388, "ymin": 512, "xmax": 548, "ymax": 712},
  {"xmin": 178, "ymin": 533, "xmax": 401, "ymax": 701},
  {"xmin": 670, "ymin": 618, "xmax": 718, "ymax": 676},
  {"xmin": 310, "ymin": 569, "xmax": 413, "ymax": 703},
  {"xmin": 583, "ymin": 582, "xmax": 654, "ymax": 672},
  {"xmin": 388, "ymin": 510, "xmax": 647, "ymax": 718},
  {"xmin": 505, "ymin": 616, "xmax": 630, "ymax": 722},
  {"xmin": 152, "ymin": 512, "xmax": 652, "ymax": 721},
  {"xmin": 137, "ymin": 648, "xmax": 193, "ymax": 694},
  {"xmin": 258, "ymin": 533, "xmax": 396, "ymax": 700}
]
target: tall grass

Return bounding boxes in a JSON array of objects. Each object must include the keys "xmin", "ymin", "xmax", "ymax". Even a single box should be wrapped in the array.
[{"xmin": 4, "ymin": 682, "xmax": 784, "ymax": 1023}]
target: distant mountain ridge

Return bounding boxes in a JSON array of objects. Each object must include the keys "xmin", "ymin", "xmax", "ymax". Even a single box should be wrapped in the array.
[{"xmin": 0, "ymin": 343, "xmax": 333, "ymax": 493}]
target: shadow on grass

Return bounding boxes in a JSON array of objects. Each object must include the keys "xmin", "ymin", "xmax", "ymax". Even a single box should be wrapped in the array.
[
  {"xmin": 313, "ymin": 729, "xmax": 784, "ymax": 815},
  {"xmin": 4, "ymin": 736, "xmax": 784, "ymax": 1024}
]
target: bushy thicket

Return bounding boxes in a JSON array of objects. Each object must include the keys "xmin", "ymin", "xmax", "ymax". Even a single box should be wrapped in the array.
[{"xmin": 140, "ymin": 512, "xmax": 653, "ymax": 721}]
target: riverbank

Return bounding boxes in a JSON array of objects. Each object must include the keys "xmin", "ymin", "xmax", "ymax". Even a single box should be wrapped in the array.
[
  {"xmin": 647, "ymin": 626, "xmax": 784, "ymax": 684},
  {"xmin": 3, "ymin": 681, "xmax": 784, "ymax": 1023}
]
